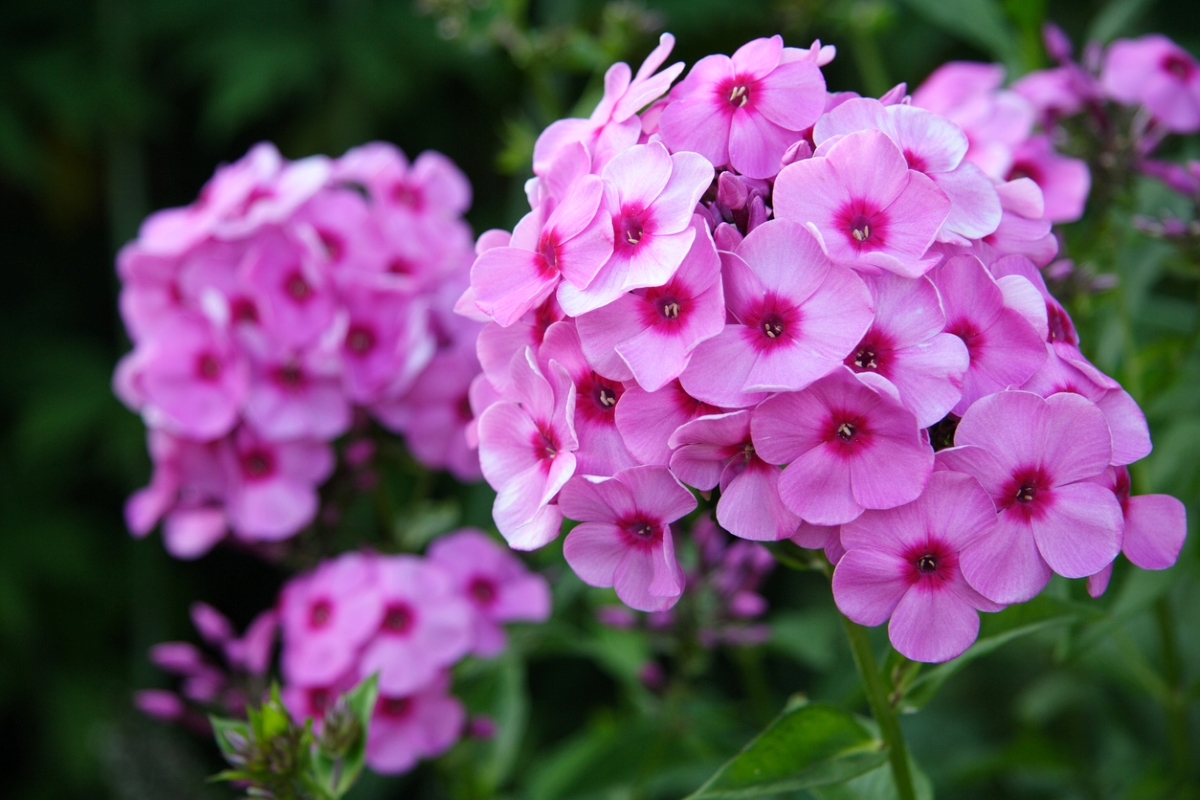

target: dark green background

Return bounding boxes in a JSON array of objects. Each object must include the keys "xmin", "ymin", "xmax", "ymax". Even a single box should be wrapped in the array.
[{"xmin": 1, "ymin": 0, "xmax": 1198, "ymax": 798}]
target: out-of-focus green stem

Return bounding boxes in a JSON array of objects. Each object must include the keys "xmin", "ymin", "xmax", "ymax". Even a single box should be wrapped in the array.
[
  {"xmin": 840, "ymin": 616, "xmax": 917, "ymax": 800},
  {"xmin": 1155, "ymin": 597, "xmax": 1193, "ymax": 787}
]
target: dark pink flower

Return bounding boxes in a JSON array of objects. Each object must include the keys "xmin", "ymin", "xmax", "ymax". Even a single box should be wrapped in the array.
[
  {"xmin": 223, "ymin": 426, "xmax": 334, "ymax": 541},
  {"xmin": 576, "ymin": 216, "xmax": 724, "ymax": 391},
  {"xmin": 614, "ymin": 379, "xmax": 721, "ymax": 466},
  {"xmin": 280, "ymin": 552, "xmax": 384, "ymax": 687},
  {"xmin": 930, "ymin": 254, "xmax": 1046, "ymax": 415},
  {"xmin": 659, "ymin": 35, "xmax": 826, "ymax": 179},
  {"xmin": 243, "ymin": 347, "xmax": 350, "ymax": 442},
  {"xmin": 337, "ymin": 272, "xmax": 435, "ymax": 404},
  {"xmin": 560, "ymin": 466, "xmax": 697, "ymax": 611},
  {"xmin": 680, "ymin": 219, "xmax": 873, "ymax": 407},
  {"xmin": 366, "ymin": 673, "xmax": 464, "ymax": 775},
  {"xmin": 938, "ymin": 391, "xmax": 1123, "ymax": 603},
  {"xmin": 751, "ymin": 367, "xmax": 933, "ymax": 525},
  {"xmin": 833, "ymin": 471, "xmax": 1004, "ymax": 663},
  {"xmin": 1102, "ymin": 35, "xmax": 1200, "ymax": 133},
  {"xmin": 427, "ymin": 528, "xmax": 552, "ymax": 656},
  {"xmin": 773, "ymin": 130, "xmax": 951, "ymax": 277},
  {"xmin": 843, "ymin": 273, "xmax": 968, "ymax": 427},
  {"xmin": 669, "ymin": 410, "xmax": 799, "ymax": 541},
  {"xmin": 358, "ymin": 557, "xmax": 473, "ymax": 697}
]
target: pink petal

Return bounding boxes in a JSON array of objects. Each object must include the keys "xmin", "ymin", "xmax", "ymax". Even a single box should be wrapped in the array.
[
  {"xmin": 961, "ymin": 517, "xmax": 1052, "ymax": 604},
  {"xmin": 831, "ymin": 547, "xmax": 910, "ymax": 626},
  {"xmin": 778, "ymin": 444, "xmax": 860, "ymax": 525},
  {"xmin": 888, "ymin": 581, "xmax": 981, "ymax": 663},
  {"xmin": 471, "ymin": 247, "xmax": 556, "ymax": 328},
  {"xmin": 752, "ymin": 60, "xmax": 826, "ymax": 131},
  {"xmin": 1097, "ymin": 389, "xmax": 1152, "ymax": 466},
  {"xmin": 613, "ymin": 547, "xmax": 682, "ymax": 612},
  {"xmin": 558, "ymin": 474, "xmax": 635, "ymax": 524},
  {"xmin": 604, "ymin": 142, "xmax": 673, "ymax": 210},
  {"xmin": 1030, "ymin": 481, "xmax": 1123, "ymax": 578},
  {"xmin": 1039, "ymin": 392, "xmax": 1114, "ymax": 483},
  {"xmin": 717, "ymin": 461, "xmax": 800, "ymax": 541},
  {"xmin": 619, "ymin": 464, "xmax": 698, "ymax": 522},
  {"xmin": 163, "ymin": 508, "xmax": 227, "ymax": 559},
  {"xmin": 1123, "ymin": 494, "xmax": 1186, "ymax": 570}
]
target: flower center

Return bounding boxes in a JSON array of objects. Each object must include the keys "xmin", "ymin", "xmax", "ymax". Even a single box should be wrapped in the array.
[
  {"xmin": 392, "ymin": 183, "xmax": 423, "ymax": 210},
  {"xmin": 657, "ymin": 297, "xmax": 681, "ymax": 319},
  {"xmin": 534, "ymin": 425, "xmax": 559, "ymax": 461},
  {"xmin": 382, "ymin": 603, "xmax": 415, "ymax": 634},
  {"xmin": 309, "ymin": 687, "xmax": 331, "ymax": 714},
  {"xmin": 231, "ymin": 298, "xmax": 258, "ymax": 323},
  {"xmin": 346, "ymin": 325, "xmax": 376, "ymax": 355},
  {"xmin": 196, "ymin": 353, "xmax": 222, "ymax": 381},
  {"xmin": 853, "ymin": 346, "xmax": 879, "ymax": 370},
  {"xmin": 537, "ymin": 233, "xmax": 559, "ymax": 275},
  {"xmin": 760, "ymin": 313, "xmax": 785, "ymax": 339},
  {"xmin": 388, "ymin": 257, "xmax": 413, "ymax": 275},
  {"xmin": 1162, "ymin": 53, "xmax": 1195, "ymax": 81},
  {"xmin": 241, "ymin": 449, "xmax": 275, "ymax": 480},
  {"xmin": 1015, "ymin": 483, "xmax": 1037, "ymax": 503},
  {"xmin": 309, "ymin": 599, "xmax": 333, "ymax": 629},
  {"xmin": 916, "ymin": 554, "xmax": 938, "ymax": 574},
  {"xmin": 618, "ymin": 214, "xmax": 645, "ymax": 246},
  {"xmin": 378, "ymin": 696, "xmax": 414, "ymax": 720},
  {"xmin": 596, "ymin": 385, "xmax": 617, "ymax": 408},
  {"xmin": 836, "ymin": 422, "xmax": 856, "ymax": 441},
  {"xmin": 851, "ymin": 224, "xmax": 870, "ymax": 242},
  {"xmin": 285, "ymin": 272, "xmax": 312, "ymax": 302},
  {"xmin": 317, "ymin": 230, "xmax": 343, "ymax": 262},
  {"xmin": 275, "ymin": 362, "xmax": 305, "ymax": 389},
  {"xmin": 728, "ymin": 84, "xmax": 750, "ymax": 108},
  {"xmin": 468, "ymin": 576, "xmax": 498, "ymax": 606}
]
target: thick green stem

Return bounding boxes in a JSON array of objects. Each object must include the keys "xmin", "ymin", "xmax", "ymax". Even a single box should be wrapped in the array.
[{"xmin": 840, "ymin": 615, "xmax": 917, "ymax": 800}]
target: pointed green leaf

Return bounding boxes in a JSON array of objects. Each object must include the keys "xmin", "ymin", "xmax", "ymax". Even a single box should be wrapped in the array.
[
  {"xmin": 209, "ymin": 716, "xmax": 251, "ymax": 765},
  {"xmin": 684, "ymin": 700, "xmax": 887, "ymax": 799}
]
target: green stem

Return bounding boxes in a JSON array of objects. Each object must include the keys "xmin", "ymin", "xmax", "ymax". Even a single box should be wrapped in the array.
[{"xmin": 840, "ymin": 615, "xmax": 917, "ymax": 800}]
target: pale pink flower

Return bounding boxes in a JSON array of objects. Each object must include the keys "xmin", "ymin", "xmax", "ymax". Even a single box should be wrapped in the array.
[
  {"xmin": 576, "ymin": 216, "xmax": 724, "ymax": 391},
  {"xmin": 427, "ymin": 528, "xmax": 552, "ymax": 656},
  {"xmin": 557, "ymin": 143, "xmax": 713, "ymax": 315},
  {"xmin": 614, "ymin": 379, "xmax": 721, "ymax": 466},
  {"xmin": 358, "ymin": 557, "xmax": 473, "ymax": 697},
  {"xmin": 843, "ymin": 273, "xmax": 968, "ymax": 427},
  {"xmin": 477, "ymin": 348, "xmax": 578, "ymax": 549},
  {"xmin": 659, "ymin": 35, "xmax": 826, "ymax": 179},
  {"xmin": 833, "ymin": 471, "xmax": 1004, "ymax": 663},
  {"xmin": 223, "ymin": 426, "xmax": 335, "ymax": 541},
  {"xmin": 1102, "ymin": 35, "xmax": 1200, "ymax": 133},
  {"xmin": 1006, "ymin": 135, "xmax": 1091, "ymax": 223},
  {"xmin": 1090, "ymin": 466, "xmax": 1186, "ymax": 571},
  {"xmin": 560, "ymin": 466, "xmax": 697, "ymax": 611},
  {"xmin": 337, "ymin": 272, "xmax": 435, "ymax": 404},
  {"xmin": 679, "ymin": 219, "xmax": 872, "ymax": 407},
  {"xmin": 242, "ymin": 347, "xmax": 350, "ymax": 442},
  {"xmin": 668, "ymin": 410, "xmax": 800, "ymax": 541},
  {"xmin": 938, "ymin": 391, "xmax": 1124, "ymax": 604},
  {"xmin": 751, "ymin": 367, "xmax": 933, "ymax": 526},
  {"xmin": 773, "ymin": 130, "xmax": 951, "ymax": 277}
]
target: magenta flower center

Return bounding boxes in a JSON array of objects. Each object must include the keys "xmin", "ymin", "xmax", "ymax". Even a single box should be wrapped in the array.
[
  {"xmin": 196, "ymin": 352, "xmax": 223, "ymax": 382},
  {"xmin": 835, "ymin": 200, "xmax": 888, "ymax": 252},
  {"xmin": 284, "ymin": 271, "xmax": 313, "ymax": 302},
  {"xmin": 379, "ymin": 695, "xmax": 414, "ymax": 720},
  {"xmin": 231, "ymin": 297, "xmax": 258, "ymax": 323},
  {"xmin": 826, "ymin": 413, "xmax": 869, "ymax": 454},
  {"xmin": 468, "ymin": 576, "xmax": 498, "ymax": 606},
  {"xmin": 1162, "ymin": 52, "xmax": 1196, "ymax": 81},
  {"xmin": 618, "ymin": 513, "xmax": 662, "ymax": 549},
  {"xmin": 388, "ymin": 257, "xmax": 413, "ymax": 275},
  {"xmin": 615, "ymin": 209, "xmax": 648, "ymax": 249},
  {"xmin": 273, "ymin": 362, "xmax": 306, "ymax": 391},
  {"xmin": 345, "ymin": 324, "xmax": 377, "ymax": 356},
  {"xmin": 392, "ymin": 183, "xmax": 424, "ymax": 211},
  {"xmin": 532, "ymin": 424, "xmax": 559, "ymax": 463},
  {"xmin": 946, "ymin": 318, "xmax": 983, "ymax": 359},
  {"xmin": 836, "ymin": 422, "xmax": 856, "ymax": 441},
  {"xmin": 309, "ymin": 598, "xmax": 333, "ymax": 629},
  {"xmin": 903, "ymin": 149, "xmax": 928, "ymax": 171},
  {"xmin": 1047, "ymin": 304, "xmax": 1076, "ymax": 344},
  {"xmin": 240, "ymin": 448, "xmax": 276, "ymax": 481},
  {"xmin": 381, "ymin": 602, "xmax": 416, "ymax": 635},
  {"xmin": 719, "ymin": 75, "xmax": 758, "ymax": 110},
  {"xmin": 1002, "ymin": 466, "xmax": 1052, "ymax": 520},
  {"xmin": 578, "ymin": 372, "xmax": 623, "ymax": 423},
  {"xmin": 1007, "ymin": 160, "xmax": 1042, "ymax": 184},
  {"xmin": 308, "ymin": 687, "xmax": 331, "ymax": 715},
  {"xmin": 916, "ymin": 554, "xmax": 938, "ymax": 574},
  {"xmin": 537, "ymin": 232, "xmax": 560, "ymax": 277},
  {"xmin": 902, "ymin": 539, "xmax": 957, "ymax": 583}
]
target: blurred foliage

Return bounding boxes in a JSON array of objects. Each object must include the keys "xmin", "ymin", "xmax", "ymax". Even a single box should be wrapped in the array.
[{"xmin": 2, "ymin": 0, "xmax": 1199, "ymax": 799}]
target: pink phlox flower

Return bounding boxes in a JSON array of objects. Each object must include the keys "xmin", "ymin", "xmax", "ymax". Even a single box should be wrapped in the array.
[
  {"xmin": 1020, "ymin": 345, "xmax": 1151, "ymax": 467},
  {"xmin": 560, "ymin": 465, "xmax": 698, "ymax": 611},
  {"xmin": 711, "ymin": 538, "xmax": 776, "ymax": 618},
  {"xmin": 471, "ymin": 175, "xmax": 613, "ymax": 326},
  {"xmin": 1005, "ymin": 134, "xmax": 1091, "ymax": 223},
  {"xmin": 930, "ymin": 254, "xmax": 1047, "ymax": 415},
  {"xmin": 190, "ymin": 602, "xmax": 235, "ymax": 646},
  {"xmin": 911, "ymin": 62, "xmax": 1035, "ymax": 180},
  {"xmin": 843, "ymin": 272, "xmax": 969, "ymax": 427},
  {"xmin": 773, "ymin": 130, "xmax": 951, "ymax": 277},
  {"xmin": 751, "ymin": 366, "xmax": 934, "ymax": 526},
  {"xmin": 223, "ymin": 425, "xmax": 334, "ymax": 542},
  {"xmin": 282, "ymin": 676, "xmax": 357, "ymax": 733},
  {"xmin": 832, "ymin": 471, "xmax": 1004, "ymax": 663},
  {"xmin": 366, "ymin": 672, "xmax": 465, "ymax": 775},
  {"xmin": 477, "ymin": 346, "xmax": 578, "ymax": 549},
  {"xmin": 427, "ymin": 528, "xmax": 552, "ymax": 656},
  {"xmin": 116, "ymin": 243, "xmax": 188, "ymax": 343},
  {"xmin": 225, "ymin": 609, "xmax": 279, "ymax": 676},
  {"xmin": 659, "ymin": 35, "xmax": 827, "ymax": 179},
  {"xmin": 669, "ymin": 410, "xmax": 799, "ymax": 541},
  {"xmin": 782, "ymin": 38, "xmax": 837, "ymax": 67},
  {"xmin": 614, "ymin": 379, "xmax": 721, "ymax": 466},
  {"xmin": 533, "ymin": 33, "xmax": 684, "ymax": 177},
  {"xmin": 243, "ymin": 343, "xmax": 351, "ymax": 442},
  {"xmin": 336, "ymin": 142, "xmax": 472, "ymax": 224},
  {"xmin": 358, "ymin": 556, "xmax": 474, "ymax": 697},
  {"xmin": 986, "ymin": 254, "xmax": 1079, "ymax": 346},
  {"xmin": 576, "ymin": 216, "xmax": 724, "ymax": 391},
  {"xmin": 539, "ymin": 321, "xmax": 637, "ymax": 476},
  {"xmin": 336, "ymin": 271, "xmax": 436, "ymax": 404},
  {"xmin": 1012, "ymin": 66, "xmax": 1095, "ymax": 126},
  {"xmin": 114, "ymin": 311, "xmax": 249, "ymax": 441},
  {"xmin": 557, "ymin": 143, "xmax": 713, "ymax": 315},
  {"xmin": 1138, "ymin": 158, "xmax": 1200, "ymax": 199},
  {"xmin": 280, "ymin": 552, "xmax": 385, "ymax": 687},
  {"xmin": 973, "ymin": 178, "xmax": 1059, "ymax": 265},
  {"xmin": 372, "ymin": 348, "xmax": 483, "ymax": 481},
  {"xmin": 791, "ymin": 522, "xmax": 844, "ymax": 565},
  {"xmin": 936, "ymin": 390, "xmax": 1124, "ymax": 604},
  {"xmin": 465, "ymin": 372, "xmax": 502, "ymax": 450},
  {"xmin": 1089, "ymin": 466, "xmax": 1187, "ymax": 572},
  {"xmin": 813, "ymin": 97, "xmax": 1002, "ymax": 243},
  {"xmin": 242, "ymin": 227, "xmax": 337, "ymax": 350},
  {"xmin": 680, "ymin": 219, "xmax": 873, "ymax": 407},
  {"xmin": 476, "ymin": 297, "xmax": 565, "ymax": 396},
  {"xmin": 289, "ymin": 185, "xmax": 390, "ymax": 274},
  {"xmin": 1102, "ymin": 35, "xmax": 1200, "ymax": 133}
]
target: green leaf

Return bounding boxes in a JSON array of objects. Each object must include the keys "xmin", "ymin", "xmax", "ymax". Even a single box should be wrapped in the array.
[
  {"xmin": 1086, "ymin": 0, "xmax": 1154, "ymax": 43},
  {"xmin": 895, "ymin": 0, "xmax": 1020, "ymax": 68},
  {"xmin": 312, "ymin": 674, "xmax": 378, "ymax": 798},
  {"xmin": 808, "ymin": 753, "xmax": 934, "ymax": 800},
  {"xmin": 209, "ymin": 716, "xmax": 251, "ymax": 766},
  {"xmin": 898, "ymin": 594, "xmax": 1097, "ymax": 711},
  {"xmin": 684, "ymin": 699, "xmax": 887, "ymax": 799}
]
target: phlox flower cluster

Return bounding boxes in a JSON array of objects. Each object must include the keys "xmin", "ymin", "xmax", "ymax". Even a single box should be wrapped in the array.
[
  {"xmin": 116, "ymin": 142, "xmax": 483, "ymax": 559},
  {"xmin": 461, "ymin": 33, "xmax": 1186, "ymax": 663},
  {"xmin": 277, "ymin": 530, "xmax": 550, "ymax": 774}
]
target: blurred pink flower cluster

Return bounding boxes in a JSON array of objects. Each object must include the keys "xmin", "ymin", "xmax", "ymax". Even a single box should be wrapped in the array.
[
  {"xmin": 140, "ymin": 529, "xmax": 550, "ymax": 775},
  {"xmin": 460, "ymin": 34, "xmax": 1186, "ymax": 663},
  {"xmin": 115, "ymin": 142, "xmax": 483, "ymax": 558}
]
